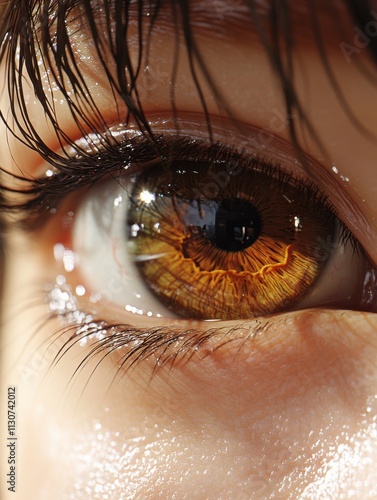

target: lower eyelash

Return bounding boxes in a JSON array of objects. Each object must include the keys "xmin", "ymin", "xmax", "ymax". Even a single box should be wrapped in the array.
[{"xmin": 44, "ymin": 276, "xmax": 275, "ymax": 383}]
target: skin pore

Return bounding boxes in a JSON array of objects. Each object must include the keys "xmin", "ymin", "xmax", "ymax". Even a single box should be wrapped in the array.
[{"xmin": 1, "ymin": 0, "xmax": 377, "ymax": 498}]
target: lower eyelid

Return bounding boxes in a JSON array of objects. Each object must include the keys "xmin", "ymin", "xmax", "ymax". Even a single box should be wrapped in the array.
[
  {"xmin": 45, "ymin": 290, "xmax": 377, "ymax": 382},
  {"xmin": 139, "ymin": 309, "xmax": 377, "ymax": 387},
  {"xmin": 97, "ymin": 309, "xmax": 377, "ymax": 426}
]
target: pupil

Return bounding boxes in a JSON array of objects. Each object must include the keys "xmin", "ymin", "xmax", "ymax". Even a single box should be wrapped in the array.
[
  {"xmin": 213, "ymin": 198, "xmax": 261, "ymax": 251},
  {"xmin": 186, "ymin": 197, "xmax": 262, "ymax": 252}
]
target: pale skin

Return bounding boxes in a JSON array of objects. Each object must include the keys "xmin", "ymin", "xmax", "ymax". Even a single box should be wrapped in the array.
[{"xmin": 1, "ymin": 1, "xmax": 377, "ymax": 498}]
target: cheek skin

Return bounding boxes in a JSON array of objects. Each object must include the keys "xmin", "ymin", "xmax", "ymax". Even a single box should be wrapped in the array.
[{"xmin": 154, "ymin": 310, "xmax": 377, "ymax": 498}]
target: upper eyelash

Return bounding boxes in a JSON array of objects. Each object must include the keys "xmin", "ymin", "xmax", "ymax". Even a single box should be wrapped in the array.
[
  {"xmin": 1, "ymin": 133, "xmax": 337, "ymax": 224},
  {"xmin": 0, "ymin": 135, "xmax": 164, "ymax": 226}
]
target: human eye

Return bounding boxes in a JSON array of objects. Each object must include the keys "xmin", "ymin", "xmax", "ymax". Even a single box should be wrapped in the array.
[{"xmin": 62, "ymin": 124, "xmax": 376, "ymax": 323}]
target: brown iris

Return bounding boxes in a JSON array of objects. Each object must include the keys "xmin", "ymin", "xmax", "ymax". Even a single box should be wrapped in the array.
[{"xmin": 127, "ymin": 158, "xmax": 336, "ymax": 320}]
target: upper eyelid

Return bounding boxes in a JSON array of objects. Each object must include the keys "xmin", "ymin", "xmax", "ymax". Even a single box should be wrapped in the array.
[
  {"xmin": 0, "ymin": 1, "xmax": 346, "ymax": 139},
  {"xmin": 64, "ymin": 0, "xmax": 349, "ymax": 46}
]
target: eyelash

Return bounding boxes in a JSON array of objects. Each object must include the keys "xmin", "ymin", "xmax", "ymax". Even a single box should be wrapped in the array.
[
  {"xmin": 7, "ymin": 135, "xmax": 183, "ymax": 227},
  {"xmin": 45, "ymin": 294, "xmax": 275, "ymax": 384},
  {"xmin": 10, "ymin": 133, "xmax": 351, "ymax": 234}
]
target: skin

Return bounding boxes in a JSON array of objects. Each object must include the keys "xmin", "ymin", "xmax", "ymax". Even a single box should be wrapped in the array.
[{"xmin": 1, "ymin": 1, "xmax": 377, "ymax": 498}]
